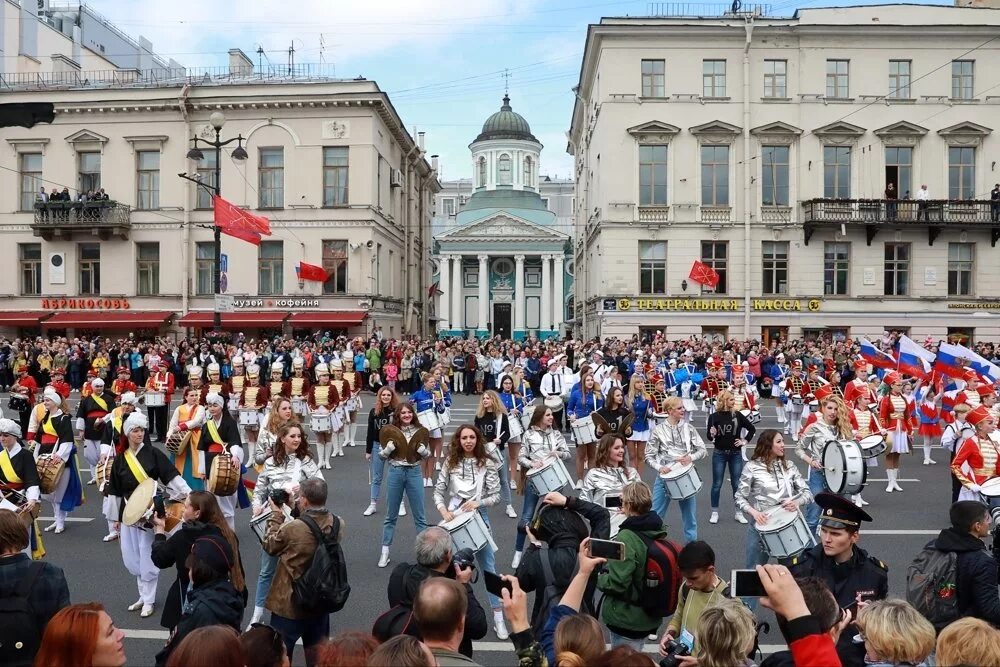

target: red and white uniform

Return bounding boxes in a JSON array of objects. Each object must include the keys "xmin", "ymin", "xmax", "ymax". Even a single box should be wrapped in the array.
[
  {"xmin": 146, "ymin": 368, "xmax": 176, "ymax": 399},
  {"xmin": 952, "ymin": 433, "xmax": 1000, "ymax": 498},
  {"xmin": 879, "ymin": 392, "xmax": 914, "ymax": 434},
  {"xmin": 844, "ymin": 377, "xmax": 878, "ymax": 407}
]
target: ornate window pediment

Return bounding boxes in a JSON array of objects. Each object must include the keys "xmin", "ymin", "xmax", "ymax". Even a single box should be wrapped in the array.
[
  {"xmin": 64, "ymin": 129, "xmax": 109, "ymax": 145},
  {"xmin": 750, "ymin": 122, "xmax": 802, "ymax": 145},
  {"xmin": 874, "ymin": 121, "xmax": 928, "ymax": 147},
  {"xmin": 627, "ymin": 120, "xmax": 680, "ymax": 145},
  {"xmin": 938, "ymin": 121, "xmax": 992, "ymax": 147},
  {"xmin": 689, "ymin": 120, "xmax": 742, "ymax": 145},
  {"xmin": 812, "ymin": 121, "xmax": 865, "ymax": 146}
]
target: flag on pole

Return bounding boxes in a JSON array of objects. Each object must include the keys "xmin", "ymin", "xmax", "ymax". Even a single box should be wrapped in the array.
[
  {"xmin": 213, "ymin": 195, "xmax": 271, "ymax": 245},
  {"xmin": 688, "ymin": 260, "xmax": 720, "ymax": 289},
  {"xmin": 897, "ymin": 335, "xmax": 934, "ymax": 380},
  {"xmin": 859, "ymin": 338, "xmax": 896, "ymax": 371},
  {"xmin": 296, "ymin": 262, "xmax": 328, "ymax": 283},
  {"xmin": 935, "ymin": 342, "xmax": 974, "ymax": 380}
]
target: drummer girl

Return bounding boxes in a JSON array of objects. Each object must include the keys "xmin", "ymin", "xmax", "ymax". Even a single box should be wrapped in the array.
[
  {"xmin": 168, "ymin": 387, "xmax": 207, "ymax": 492},
  {"xmin": 199, "ymin": 393, "xmax": 248, "ymax": 531},
  {"xmin": 378, "ymin": 402, "xmax": 431, "ymax": 569},
  {"xmin": 0, "ymin": 418, "xmax": 44, "ymax": 559},
  {"xmin": 512, "ymin": 406, "xmax": 570, "ymax": 570},
  {"xmin": 498, "ymin": 373, "xmax": 527, "ymax": 492},
  {"xmin": 581, "ymin": 432, "xmax": 640, "ymax": 537},
  {"xmin": 239, "ymin": 365, "xmax": 269, "ymax": 450},
  {"xmin": 566, "ymin": 371, "xmax": 604, "ymax": 486},
  {"xmin": 950, "ymin": 405, "xmax": 1000, "ymax": 507},
  {"xmin": 364, "ymin": 386, "xmax": 400, "ymax": 518},
  {"xmin": 624, "ymin": 375, "xmax": 652, "ymax": 476},
  {"xmin": 34, "ymin": 387, "xmax": 83, "ymax": 534},
  {"xmin": 309, "ymin": 363, "xmax": 342, "ymax": 466},
  {"xmin": 432, "ymin": 424, "xmax": 507, "ymax": 639},
  {"xmin": 474, "ymin": 390, "xmax": 516, "ymax": 519},
  {"xmin": 735, "ymin": 429, "xmax": 812, "ymax": 572},
  {"xmin": 878, "ymin": 372, "xmax": 914, "ymax": 494},
  {"xmin": 796, "ymin": 391, "xmax": 853, "ymax": 534},
  {"xmin": 850, "ymin": 393, "xmax": 887, "ymax": 508},
  {"xmin": 412, "ymin": 373, "xmax": 451, "ymax": 489}
]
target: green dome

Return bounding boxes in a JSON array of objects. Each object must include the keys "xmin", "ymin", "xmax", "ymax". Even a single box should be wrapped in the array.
[{"xmin": 475, "ymin": 95, "xmax": 538, "ymax": 143}]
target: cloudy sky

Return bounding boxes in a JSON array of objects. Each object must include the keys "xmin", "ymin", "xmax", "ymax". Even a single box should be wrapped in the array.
[{"xmin": 86, "ymin": 0, "xmax": 951, "ymax": 181}]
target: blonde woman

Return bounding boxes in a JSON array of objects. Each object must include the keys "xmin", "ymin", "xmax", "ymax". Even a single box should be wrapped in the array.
[
  {"xmin": 694, "ymin": 598, "xmax": 757, "ymax": 667},
  {"xmin": 625, "ymin": 374, "xmax": 653, "ymax": 475},
  {"xmin": 474, "ymin": 390, "xmax": 516, "ymax": 518},
  {"xmin": 855, "ymin": 599, "xmax": 935, "ymax": 667},
  {"xmin": 935, "ymin": 617, "xmax": 1000, "ymax": 667},
  {"xmin": 253, "ymin": 396, "xmax": 297, "ymax": 469},
  {"xmin": 797, "ymin": 392, "xmax": 854, "ymax": 535}
]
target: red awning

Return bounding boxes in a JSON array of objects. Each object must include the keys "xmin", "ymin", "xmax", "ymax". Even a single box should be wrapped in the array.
[
  {"xmin": 42, "ymin": 311, "xmax": 173, "ymax": 329},
  {"xmin": 0, "ymin": 311, "xmax": 50, "ymax": 327},
  {"xmin": 177, "ymin": 311, "xmax": 288, "ymax": 328},
  {"xmin": 287, "ymin": 311, "xmax": 367, "ymax": 327}
]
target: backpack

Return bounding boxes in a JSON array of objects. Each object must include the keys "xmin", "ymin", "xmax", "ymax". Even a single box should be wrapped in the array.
[
  {"xmin": 530, "ymin": 544, "xmax": 571, "ymax": 636},
  {"xmin": 906, "ymin": 545, "xmax": 960, "ymax": 628},
  {"xmin": 633, "ymin": 532, "xmax": 683, "ymax": 618},
  {"xmin": 291, "ymin": 514, "xmax": 351, "ymax": 615},
  {"xmin": 0, "ymin": 562, "xmax": 45, "ymax": 667}
]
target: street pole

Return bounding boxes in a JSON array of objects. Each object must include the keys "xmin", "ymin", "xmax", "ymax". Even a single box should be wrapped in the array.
[{"xmin": 213, "ymin": 127, "xmax": 223, "ymax": 333}]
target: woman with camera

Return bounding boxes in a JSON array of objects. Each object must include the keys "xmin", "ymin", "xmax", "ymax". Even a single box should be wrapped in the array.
[
  {"xmin": 433, "ymin": 423, "xmax": 507, "ymax": 639},
  {"xmin": 378, "ymin": 402, "xmax": 431, "ymax": 568},
  {"xmin": 581, "ymin": 433, "xmax": 640, "ymax": 537},
  {"xmin": 248, "ymin": 422, "xmax": 323, "ymax": 627}
]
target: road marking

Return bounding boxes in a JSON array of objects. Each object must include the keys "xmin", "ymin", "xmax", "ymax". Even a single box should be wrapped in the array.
[
  {"xmin": 864, "ymin": 530, "xmax": 938, "ymax": 535},
  {"xmin": 866, "ymin": 478, "xmax": 920, "ymax": 482},
  {"xmin": 38, "ymin": 516, "xmax": 94, "ymax": 523}
]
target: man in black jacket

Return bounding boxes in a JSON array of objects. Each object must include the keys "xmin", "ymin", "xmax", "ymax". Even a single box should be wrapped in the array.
[
  {"xmin": 385, "ymin": 526, "xmax": 487, "ymax": 659},
  {"xmin": 931, "ymin": 500, "xmax": 1000, "ymax": 628}
]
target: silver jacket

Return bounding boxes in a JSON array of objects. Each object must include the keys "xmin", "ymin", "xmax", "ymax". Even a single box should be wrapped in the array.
[
  {"xmin": 433, "ymin": 456, "xmax": 501, "ymax": 510},
  {"xmin": 379, "ymin": 425, "xmax": 431, "ymax": 468},
  {"xmin": 735, "ymin": 459, "xmax": 812, "ymax": 515},
  {"xmin": 518, "ymin": 427, "xmax": 570, "ymax": 468},
  {"xmin": 798, "ymin": 420, "xmax": 840, "ymax": 465},
  {"xmin": 644, "ymin": 420, "xmax": 707, "ymax": 470},
  {"xmin": 254, "ymin": 427, "xmax": 279, "ymax": 466},
  {"xmin": 580, "ymin": 465, "xmax": 640, "ymax": 505},
  {"xmin": 252, "ymin": 454, "xmax": 324, "ymax": 508}
]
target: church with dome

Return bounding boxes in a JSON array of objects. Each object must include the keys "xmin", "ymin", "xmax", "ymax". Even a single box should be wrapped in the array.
[{"xmin": 432, "ymin": 95, "xmax": 572, "ymax": 340}]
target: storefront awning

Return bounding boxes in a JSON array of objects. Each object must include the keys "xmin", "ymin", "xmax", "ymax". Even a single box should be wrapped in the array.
[
  {"xmin": 287, "ymin": 311, "xmax": 367, "ymax": 327},
  {"xmin": 0, "ymin": 311, "xmax": 51, "ymax": 326},
  {"xmin": 42, "ymin": 311, "xmax": 173, "ymax": 329},
  {"xmin": 177, "ymin": 312, "xmax": 288, "ymax": 328}
]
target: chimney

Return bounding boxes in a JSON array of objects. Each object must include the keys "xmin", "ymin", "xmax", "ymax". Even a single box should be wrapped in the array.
[
  {"xmin": 417, "ymin": 132, "xmax": 426, "ymax": 151},
  {"xmin": 431, "ymin": 154, "xmax": 439, "ymax": 172},
  {"xmin": 955, "ymin": 0, "xmax": 1000, "ymax": 6},
  {"xmin": 228, "ymin": 48, "xmax": 254, "ymax": 77}
]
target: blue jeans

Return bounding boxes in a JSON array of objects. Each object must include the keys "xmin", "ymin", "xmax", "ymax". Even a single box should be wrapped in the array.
[
  {"xmin": 381, "ymin": 464, "xmax": 427, "ymax": 546},
  {"xmin": 254, "ymin": 549, "xmax": 278, "ymax": 608},
  {"xmin": 608, "ymin": 630, "xmax": 647, "ymax": 651},
  {"xmin": 516, "ymin": 486, "xmax": 541, "ymax": 551},
  {"xmin": 804, "ymin": 471, "xmax": 829, "ymax": 536},
  {"xmin": 475, "ymin": 508, "xmax": 501, "ymax": 609},
  {"xmin": 710, "ymin": 450, "xmax": 744, "ymax": 510},
  {"xmin": 270, "ymin": 612, "xmax": 330, "ymax": 667},
  {"xmin": 370, "ymin": 453, "xmax": 387, "ymax": 503},
  {"xmin": 652, "ymin": 477, "xmax": 698, "ymax": 543},
  {"xmin": 497, "ymin": 447, "xmax": 513, "ymax": 507}
]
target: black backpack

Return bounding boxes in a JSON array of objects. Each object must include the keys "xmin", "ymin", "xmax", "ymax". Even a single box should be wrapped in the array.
[
  {"xmin": 291, "ymin": 514, "xmax": 350, "ymax": 615},
  {"xmin": 906, "ymin": 545, "xmax": 960, "ymax": 630},
  {"xmin": 633, "ymin": 532, "xmax": 683, "ymax": 618},
  {"xmin": 0, "ymin": 562, "xmax": 45, "ymax": 667},
  {"xmin": 530, "ymin": 544, "xmax": 572, "ymax": 636}
]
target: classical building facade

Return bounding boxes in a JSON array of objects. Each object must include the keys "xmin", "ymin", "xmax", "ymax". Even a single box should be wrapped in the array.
[
  {"xmin": 569, "ymin": 4, "xmax": 1000, "ymax": 343},
  {"xmin": 432, "ymin": 96, "xmax": 572, "ymax": 340}
]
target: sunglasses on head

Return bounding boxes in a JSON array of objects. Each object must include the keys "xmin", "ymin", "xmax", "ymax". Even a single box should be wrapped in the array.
[{"xmin": 250, "ymin": 622, "xmax": 284, "ymax": 654}]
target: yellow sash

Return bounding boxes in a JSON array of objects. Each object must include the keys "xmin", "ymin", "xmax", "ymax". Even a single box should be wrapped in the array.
[
  {"xmin": 42, "ymin": 417, "xmax": 57, "ymax": 437},
  {"xmin": 91, "ymin": 394, "xmax": 109, "ymax": 413},
  {"xmin": 112, "ymin": 408, "xmax": 124, "ymax": 435},
  {"xmin": 204, "ymin": 418, "xmax": 224, "ymax": 449},
  {"xmin": 124, "ymin": 448, "xmax": 149, "ymax": 484},
  {"xmin": 0, "ymin": 449, "xmax": 22, "ymax": 484}
]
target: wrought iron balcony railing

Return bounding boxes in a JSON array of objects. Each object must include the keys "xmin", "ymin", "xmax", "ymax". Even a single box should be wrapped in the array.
[{"xmin": 31, "ymin": 201, "xmax": 132, "ymax": 240}]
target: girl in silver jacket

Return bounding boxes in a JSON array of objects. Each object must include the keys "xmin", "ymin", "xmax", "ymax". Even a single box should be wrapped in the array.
[{"xmin": 581, "ymin": 432, "xmax": 640, "ymax": 537}]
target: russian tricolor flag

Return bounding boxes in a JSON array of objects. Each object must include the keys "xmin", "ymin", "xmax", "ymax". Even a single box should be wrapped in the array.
[
  {"xmin": 897, "ymin": 335, "xmax": 935, "ymax": 380},
  {"xmin": 860, "ymin": 338, "xmax": 896, "ymax": 371},
  {"xmin": 936, "ymin": 342, "xmax": 977, "ymax": 380}
]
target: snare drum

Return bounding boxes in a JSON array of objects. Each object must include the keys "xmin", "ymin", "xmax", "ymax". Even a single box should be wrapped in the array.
[
  {"xmin": 239, "ymin": 409, "xmax": 260, "ymax": 428},
  {"xmin": 440, "ymin": 511, "xmax": 496, "ymax": 554},
  {"xmin": 36, "ymin": 455, "xmax": 66, "ymax": 495},
  {"xmin": 979, "ymin": 477, "xmax": 1000, "ymax": 499},
  {"xmin": 791, "ymin": 394, "xmax": 803, "ymax": 406},
  {"xmin": 310, "ymin": 412, "xmax": 332, "ymax": 433},
  {"xmin": 822, "ymin": 439, "xmax": 868, "ymax": 495},
  {"xmin": 660, "ymin": 464, "xmax": 703, "ymax": 500},
  {"xmin": 291, "ymin": 397, "xmax": 309, "ymax": 416},
  {"xmin": 739, "ymin": 409, "xmax": 762, "ymax": 424},
  {"xmin": 859, "ymin": 434, "xmax": 887, "ymax": 459},
  {"xmin": 544, "ymin": 395, "xmax": 564, "ymax": 411},
  {"xmin": 144, "ymin": 391, "xmax": 165, "ymax": 407},
  {"xmin": 440, "ymin": 407, "xmax": 452, "ymax": 427},
  {"xmin": 417, "ymin": 409, "xmax": 443, "ymax": 431},
  {"xmin": 207, "ymin": 454, "xmax": 240, "ymax": 497},
  {"xmin": 757, "ymin": 508, "xmax": 815, "ymax": 559},
  {"xmin": 649, "ymin": 412, "xmax": 669, "ymax": 429},
  {"xmin": 571, "ymin": 415, "xmax": 598, "ymax": 446},
  {"xmin": 520, "ymin": 405, "xmax": 536, "ymax": 432},
  {"xmin": 526, "ymin": 457, "xmax": 572, "ymax": 495},
  {"xmin": 507, "ymin": 415, "xmax": 524, "ymax": 440},
  {"xmin": 807, "ymin": 400, "xmax": 820, "ymax": 413}
]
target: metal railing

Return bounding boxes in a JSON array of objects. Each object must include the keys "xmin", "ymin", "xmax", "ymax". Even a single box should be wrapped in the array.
[
  {"xmin": 802, "ymin": 198, "xmax": 999, "ymax": 224},
  {"xmin": 32, "ymin": 201, "xmax": 131, "ymax": 226}
]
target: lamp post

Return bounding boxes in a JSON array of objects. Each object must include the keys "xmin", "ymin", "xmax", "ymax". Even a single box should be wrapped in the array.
[{"xmin": 179, "ymin": 111, "xmax": 248, "ymax": 333}]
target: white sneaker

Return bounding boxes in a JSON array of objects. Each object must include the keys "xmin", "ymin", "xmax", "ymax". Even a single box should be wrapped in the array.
[
  {"xmin": 494, "ymin": 616, "xmax": 510, "ymax": 640},
  {"xmin": 735, "ymin": 512, "xmax": 748, "ymax": 524},
  {"xmin": 127, "ymin": 599, "xmax": 144, "ymax": 612},
  {"xmin": 363, "ymin": 503, "xmax": 377, "ymax": 517},
  {"xmin": 435, "ymin": 462, "xmax": 441, "ymax": 471},
  {"xmin": 505, "ymin": 505, "xmax": 517, "ymax": 518},
  {"xmin": 140, "ymin": 604, "xmax": 155, "ymax": 618},
  {"xmin": 103, "ymin": 532, "xmax": 119, "ymax": 542},
  {"xmin": 399, "ymin": 503, "xmax": 407, "ymax": 516},
  {"xmin": 574, "ymin": 480, "xmax": 583, "ymax": 490},
  {"xmin": 44, "ymin": 522, "xmax": 57, "ymax": 533},
  {"xmin": 509, "ymin": 479, "xmax": 517, "ymax": 490},
  {"xmin": 709, "ymin": 511, "xmax": 719, "ymax": 524},
  {"xmin": 648, "ymin": 633, "xmax": 659, "ymax": 641},
  {"xmin": 923, "ymin": 459, "xmax": 936, "ymax": 465},
  {"xmin": 378, "ymin": 551, "xmax": 391, "ymax": 568},
  {"xmin": 511, "ymin": 551, "xmax": 522, "ymax": 570}
]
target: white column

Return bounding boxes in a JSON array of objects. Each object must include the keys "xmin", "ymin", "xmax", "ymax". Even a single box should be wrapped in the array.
[
  {"xmin": 477, "ymin": 254, "xmax": 489, "ymax": 333},
  {"xmin": 540, "ymin": 254, "xmax": 552, "ymax": 332},
  {"xmin": 438, "ymin": 256, "xmax": 450, "ymax": 331},
  {"xmin": 451, "ymin": 255, "xmax": 463, "ymax": 332},
  {"xmin": 514, "ymin": 254, "xmax": 526, "ymax": 332},
  {"xmin": 553, "ymin": 253, "xmax": 564, "ymax": 334}
]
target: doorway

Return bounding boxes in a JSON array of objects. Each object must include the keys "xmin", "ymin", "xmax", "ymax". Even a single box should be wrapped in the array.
[
  {"xmin": 493, "ymin": 303, "xmax": 511, "ymax": 339},
  {"xmin": 762, "ymin": 326, "xmax": 788, "ymax": 347}
]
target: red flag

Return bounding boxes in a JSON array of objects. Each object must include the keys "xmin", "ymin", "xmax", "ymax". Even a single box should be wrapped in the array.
[
  {"xmin": 213, "ymin": 195, "xmax": 271, "ymax": 236},
  {"xmin": 297, "ymin": 262, "xmax": 329, "ymax": 282},
  {"xmin": 220, "ymin": 224, "xmax": 261, "ymax": 246},
  {"xmin": 688, "ymin": 260, "xmax": 720, "ymax": 288}
]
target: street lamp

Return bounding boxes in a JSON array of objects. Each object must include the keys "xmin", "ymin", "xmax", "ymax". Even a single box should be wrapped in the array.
[{"xmin": 179, "ymin": 112, "xmax": 248, "ymax": 332}]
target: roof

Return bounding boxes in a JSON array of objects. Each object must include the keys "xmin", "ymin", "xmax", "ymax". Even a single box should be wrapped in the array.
[{"xmin": 474, "ymin": 94, "xmax": 538, "ymax": 143}]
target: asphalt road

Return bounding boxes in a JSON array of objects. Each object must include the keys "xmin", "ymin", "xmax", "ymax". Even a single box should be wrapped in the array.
[{"xmin": 7, "ymin": 392, "xmax": 959, "ymax": 666}]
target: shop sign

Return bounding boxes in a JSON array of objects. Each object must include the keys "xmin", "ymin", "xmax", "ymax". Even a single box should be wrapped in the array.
[
  {"xmin": 604, "ymin": 297, "xmax": 821, "ymax": 312},
  {"xmin": 948, "ymin": 302, "xmax": 1000, "ymax": 310},
  {"xmin": 232, "ymin": 298, "xmax": 321, "ymax": 309},
  {"xmin": 751, "ymin": 299, "xmax": 821, "ymax": 312},
  {"xmin": 41, "ymin": 298, "xmax": 130, "ymax": 310}
]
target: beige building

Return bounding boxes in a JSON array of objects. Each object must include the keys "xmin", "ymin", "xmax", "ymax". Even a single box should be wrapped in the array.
[
  {"xmin": 0, "ymin": 3, "xmax": 438, "ymax": 340},
  {"xmin": 569, "ymin": 3, "xmax": 1000, "ymax": 344}
]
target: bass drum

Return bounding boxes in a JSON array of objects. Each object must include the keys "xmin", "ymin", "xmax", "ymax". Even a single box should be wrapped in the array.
[{"xmin": 822, "ymin": 439, "xmax": 867, "ymax": 495}]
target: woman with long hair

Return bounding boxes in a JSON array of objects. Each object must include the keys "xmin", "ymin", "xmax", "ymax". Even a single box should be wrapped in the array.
[
  {"xmin": 694, "ymin": 598, "xmax": 757, "ymax": 667},
  {"xmin": 797, "ymin": 393, "xmax": 854, "ymax": 534},
  {"xmin": 378, "ymin": 402, "xmax": 431, "ymax": 568},
  {"xmin": 707, "ymin": 390, "xmax": 755, "ymax": 526},
  {"xmin": 879, "ymin": 371, "xmax": 915, "ymax": 493},
  {"xmin": 582, "ymin": 433, "xmax": 640, "ymax": 536},
  {"xmin": 249, "ymin": 422, "xmax": 323, "ymax": 626},
  {"xmin": 735, "ymin": 429, "xmax": 812, "ymax": 570},
  {"xmin": 566, "ymin": 371, "xmax": 604, "ymax": 485},
  {"xmin": 476, "ymin": 389, "xmax": 516, "ymax": 518},
  {"xmin": 33, "ymin": 602, "xmax": 126, "ymax": 667},
  {"xmin": 411, "ymin": 372, "xmax": 451, "ymax": 488},
  {"xmin": 624, "ymin": 374, "xmax": 652, "ymax": 475},
  {"xmin": 254, "ymin": 396, "xmax": 297, "ymax": 469},
  {"xmin": 433, "ymin": 424, "xmax": 506, "ymax": 638},
  {"xmin": 594, "ymin": 386, "xmax": 632, "ymax": 442},
  {"xmin": 365, "ymin": 386, "xmax": 402, "ymax": 517}
]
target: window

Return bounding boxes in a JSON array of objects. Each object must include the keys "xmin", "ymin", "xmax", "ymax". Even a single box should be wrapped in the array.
[
  {"xmin": 523, "ymin": 156, "xmax": 533, "ymax": 188},
  {"xmin": 823, "ymin": 146, "xmax": 851, "ymax": 199},
  {"xmin": 79, "ymin": 243, "xmax": 100, "ymax": 295},
  {"xmin": 763, "ymin": 59, "xmax": 787, "ymax": 98},
  {"xmin": 826, "ymin": 60, "xmax": 849, "ymax": 98},
  {"xmin": 701, "ymin": 241, "xmax": 728, "ymax": 294},
  {"xmin": 195, "ymin": 150, "xmax": 217, "ymax": 210},
  {"xmin": 498, "ymin": 154, "xmax": 512, "ymax": 185},
  {"xmin": 136, "ymin": 242, "xmax": 159, "ymax": 296},
  {"xmin": 19, "ymin": 243, "xmax": 41, "ymax": 296},
  {"xmin": 258, "ymin": 240, "xmax": 283, "ymax": 295},
  {"xmin": 322, "ymin": 147, "xmax": 349, "ymax": 207},
  {"xmin": 195, "ymin": 242, "xmax": 216, "ymax": 295},
  {"xmin": 761, "ymin": 145, "xmax": 789, "ymax": 206},
  {"xmin": 78, "ymin": 152, "xmax": 101, "ymax": 193},
  {"xmin": 442, "ymin": 198, "xmax": 455, "ymax": 216},
  {"xmin": 949, "ymin": 147, "xmax": 976, "ymax": 200},
  {"xmin": 701, "ymin": 145, "xmax": 729, "ymax": 206},
  {"xmin": 258, "ymin": 148, "xmax": 284, "ymax": 208},
  {"xmin": 639, "ymin": 145, "xmax": 668, "ymax": 205},
  {"xmin": 884, "ymin": 242, "xmax": 910, "ymax": 296},
  {"xmin": 885, "ymin": 146, "xmax": 912, "ymax": 197},
  {"xmin": 888, "ymin": 60, "xmax": 911, "ymax": 99},
  {"xmin": 952, "ymin": 60, "xmax": 974, "ymax": 100},
  {"xmin": 19, "ymin": 153, "xmax": 42, "ymax": 211},
  {"xmin": 824, "ymin": 242, "xmax": 850, "ymax": 296},
  {"xmin": 541, "ymin": 197, "xmax": 550, "ymax": 210},
  {"xmin": 948, "ymin": 243, "xmax": 974, "ymax": 296},
  {"xmin": 703, "ymin": 60, "xmax": 726, "ymax": 97},
  {"xmin": 639, "ymin": 241, "xmax": 667, "ymax": 294},
  {"xmin": 641, "ymin": 59, "xmax": 665, "ymax": 97},
  {"xmin": 136, "ymin": 150, "xmax": 160, "ymax": 210},
  {"xmin": 322, "ymin": 240, "xmax": 348, "ymax": 294},
  {"xmin": 762, "ymin": 241, "xmax": 788, "ymax": 295},
  {"xmin": 478, "ymin": 157, "xmax": 487, "ymax": 187}
]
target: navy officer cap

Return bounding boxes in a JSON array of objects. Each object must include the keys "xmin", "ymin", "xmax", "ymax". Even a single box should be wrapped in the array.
[{"xmin": 815, "ymin": 491, "xmax": 872, "ymax": 530}]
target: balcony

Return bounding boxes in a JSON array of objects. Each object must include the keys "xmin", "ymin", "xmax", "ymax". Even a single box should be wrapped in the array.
[
  {"xmin": 801, "ymin": 198, "xmax": 1000, "ymax": 247},
  {"xmin": 31, "ymin": 201, "xmax": 132, "ymax": 241},
  {"xmin": 638, "ymin": 205, "xmax": 670, "ymax": 223},
  {"xmin": 761, "ymin": 206, "xmax": 792, "ymax": 224},
  {"xmin": 700, "ymin": 206, "xmax": 731, "ymax": 223}
]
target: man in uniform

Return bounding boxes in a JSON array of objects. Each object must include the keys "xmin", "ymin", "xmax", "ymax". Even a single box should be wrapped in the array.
[
  {"xmin": 789, "ymin": 492, "xmax": 888, "ymax": 667},
  {"xmin": 110, "ymin": 366, "xmax": 137, "ymax": 404},
  {"xmin": 145, "ymin": 361, "xmax": 175, "ymax": 443}
]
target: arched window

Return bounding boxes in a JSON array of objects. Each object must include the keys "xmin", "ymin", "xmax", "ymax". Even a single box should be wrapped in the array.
[
  {"xmin": 498, "ymin": 154, "xmax": 512, "ymax": 185},
  {"xmin": 523, "ymin": 156, "xmax": 533, "ymax": 188},
  {"xmin": 478, "ymin": 157, "xmax": 487, "ymax": 187}
]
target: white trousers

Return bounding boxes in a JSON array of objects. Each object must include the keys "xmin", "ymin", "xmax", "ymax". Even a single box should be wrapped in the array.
[
  {"xmin": 120, "ymin": 523, "xmax": 159, "ymax": 598},
  {"xmin": 217, "ymin": 493, "xmax": 237, "ymax": 532},
  {"xmin": 83, "ymin": 438, "xmax": 103, "ymax": 468}
]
